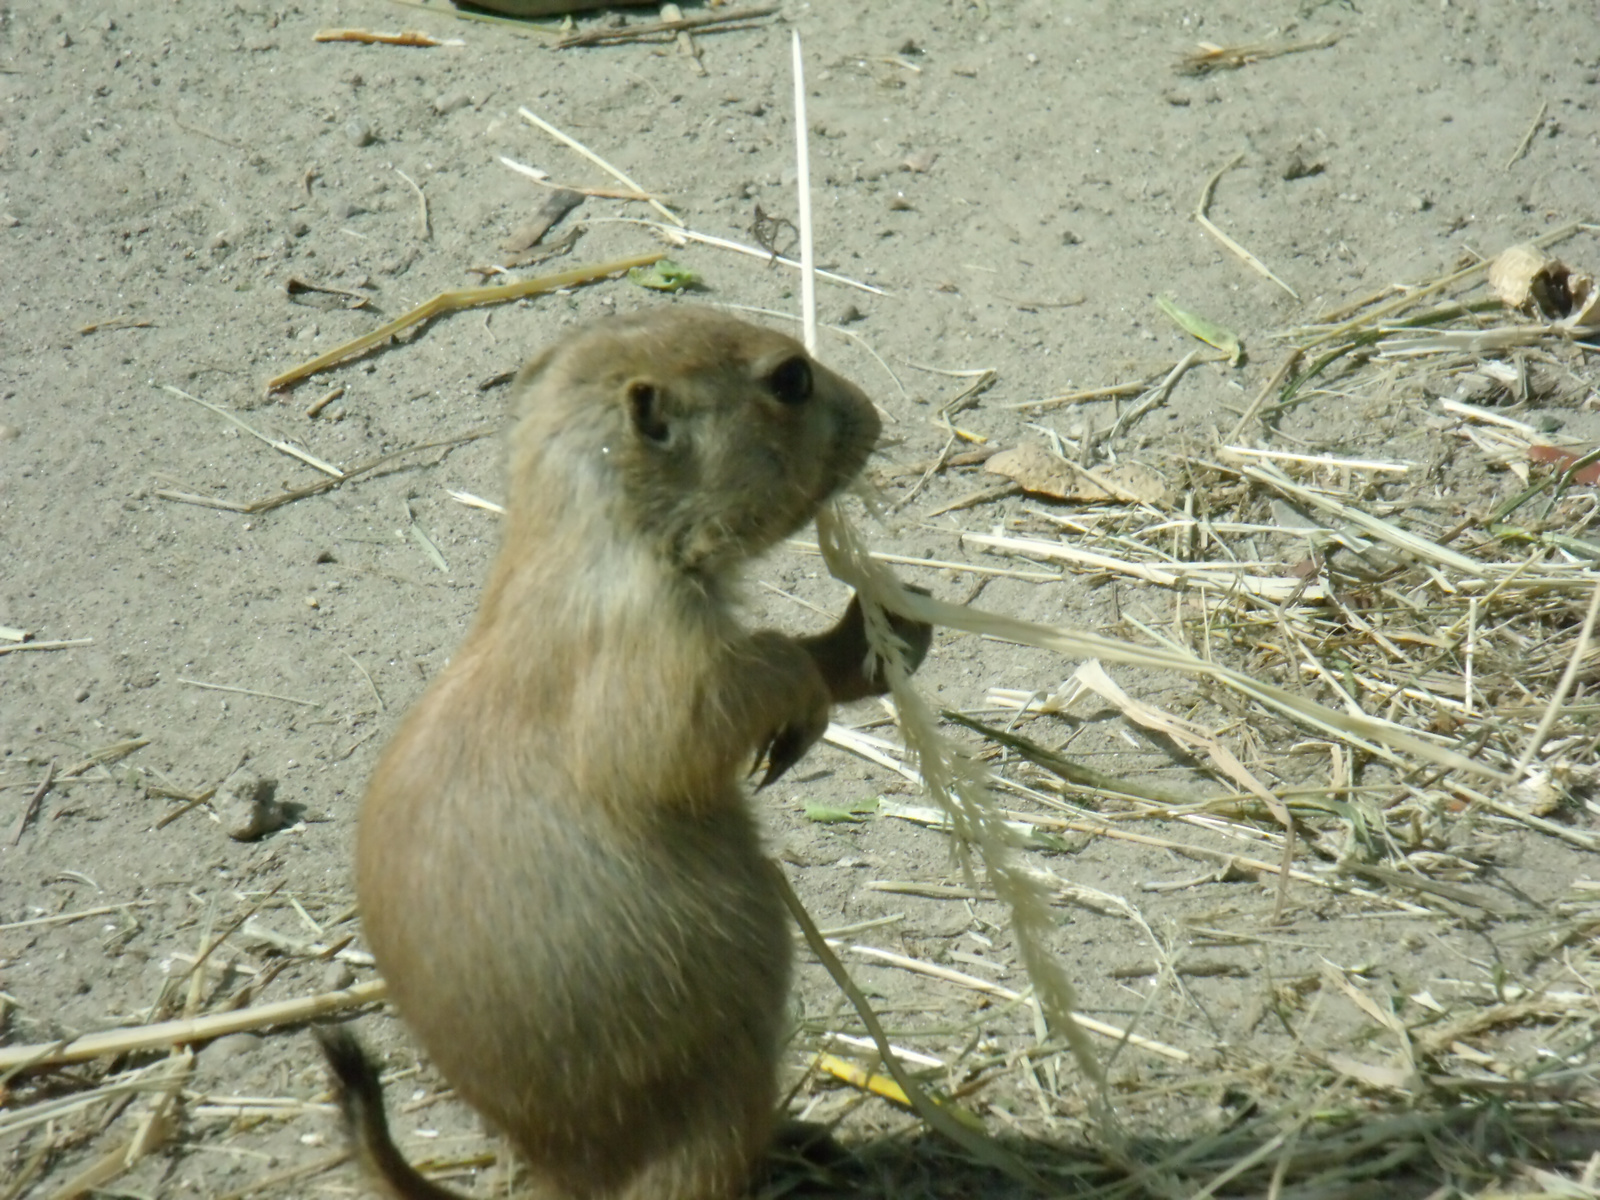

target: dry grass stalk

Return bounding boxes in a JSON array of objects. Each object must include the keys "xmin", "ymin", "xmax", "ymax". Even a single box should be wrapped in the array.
[
  {"xmin": 816, "ymin": 506, "xmax": 1114, "ymax": 1105},
  {"xmin": 496, "ymin": 154, "xmax": 660, "ymax": 201},
  {"xmin": 1195, "ymin": 154, "xmax": 1298, "ymax": 299},
  {"xmin": 1286, "ymin": 221, "xmax": 1585, "ymax": 344},
  {"xmin": 0, "ymin": 638, "xmax": 94, "ymax": 656},
  {"xmin": 0, "ymin": 981, "xmax": 385, "ymax": 1072},
  {"xmin": 554, "ymin": 5, "xmax": 780, "ymax": 49},
  {"xmin": 160, "ymin": 385, "xmax": 343, "ymax": 477},
  {"xmin": 158, "ymin": 427, "xmax": 494, "ymax": 515},
  {"xmin": 791, "ymin": 35, "xmax": 1118, "ymax": 1160},
  {"xmin": 6, "ymin": 758, "xmax": 54, "ymax": 846},
  {"xmin": 517, "ymin": 107, "xmax": 682, "ymax": 227},
  {"xmin": 775, "ymin": 864, "xmax": 1043, "ymax": 1187},
  {"xmin": 264, "ymin": 253, "xmax": 665, "ymax": 391},
  {"xmin": 594, "ymin": 216, "xmax": 888, "ymax": 295},
  {"xmin": 175, "ymin": 677, "xmax": 321, "ymax": 707},
  {"xmin": 1177, "ymin": 34, "xmax": 1339, "ymax": 75},
  {"xmin": 311, "ymin": 28, "xmax": 462, "ymax": 47}
]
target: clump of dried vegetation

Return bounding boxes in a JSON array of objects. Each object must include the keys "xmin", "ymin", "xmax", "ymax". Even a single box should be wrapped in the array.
[{"xmin": 796, "ymin": 225, "xmax": 1600, "ymax": 1199}]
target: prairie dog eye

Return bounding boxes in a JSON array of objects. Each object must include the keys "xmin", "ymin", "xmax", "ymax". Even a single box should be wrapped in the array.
[{"xmin": 764, "ymin": 356, "xmax": 812, "ymax": 406}]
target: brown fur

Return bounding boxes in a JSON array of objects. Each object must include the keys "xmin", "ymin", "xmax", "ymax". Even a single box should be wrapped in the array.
[{"xmin": 322, "ymin": 308, "xmax": 929, "ymax": 1200}]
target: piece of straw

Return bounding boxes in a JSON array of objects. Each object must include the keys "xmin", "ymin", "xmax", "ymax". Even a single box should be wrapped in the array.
[
  {"xmin": 791, "ymin": 32, "xmax": 818, "ymax": 355},
  {"xmin": 518, "ymin": 106, "xmax": 683, "ymax": 227}
]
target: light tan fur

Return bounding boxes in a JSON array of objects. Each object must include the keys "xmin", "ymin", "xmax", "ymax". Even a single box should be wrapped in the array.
[{"xmin": 325, "ymin": 308, "xmax": 928, "ymax": 1200}]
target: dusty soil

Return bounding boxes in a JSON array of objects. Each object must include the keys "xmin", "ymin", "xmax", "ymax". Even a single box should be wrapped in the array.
[{"xmin": 3, "ymin": 1, "xmax": 1598, "ymax": 1197}]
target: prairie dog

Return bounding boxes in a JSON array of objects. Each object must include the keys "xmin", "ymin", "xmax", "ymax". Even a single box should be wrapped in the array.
[{"xmin": 321, "ymin": 308, "xmax": 930, "ymax": 1200}]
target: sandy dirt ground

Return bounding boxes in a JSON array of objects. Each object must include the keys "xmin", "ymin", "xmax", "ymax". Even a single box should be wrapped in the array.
[{"xmin": 3, "ymin": 1, "xmax": 1600, "ymax": 1197}]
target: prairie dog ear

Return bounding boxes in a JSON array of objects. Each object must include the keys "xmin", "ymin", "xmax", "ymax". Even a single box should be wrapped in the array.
[
  {"xmin": 512, "ymin": 346, "xmax": 560, "ymax": 395},
  {"xmin": 627, "ymin": 378, "xmax": 671, "ymax": 445},
  {"xmin": 509, "ymin": 347, "xmax": 564, "ymax": 422}
]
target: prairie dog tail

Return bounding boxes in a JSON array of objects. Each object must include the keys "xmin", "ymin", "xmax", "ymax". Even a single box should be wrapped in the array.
[{"xmin": 313, "ymin": 1025, "xmax": 469, "ymax": 1200}]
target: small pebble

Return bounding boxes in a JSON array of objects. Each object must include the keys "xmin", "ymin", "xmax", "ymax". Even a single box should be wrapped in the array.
[
  {"xmin": 344, "ymin": 117, "xmax": 374, "ymax": 147},
  {"xmin": 0, "ymin": 424, "xmax": 20, "ymax": 440},
  {"xmin": 207, "ymin": 1033, "xmax": 260, "ymax": 1062},
  {"xmin": 217, "ymin": 768, "xmax": 283, "ymax": 842},
  {"xmin": 323, "ymin": 962, "xmax": 357, "ymax": 990},
  {"xmin": 74, "ymin": 686, "xmax": 90, "ymax": 702},
  {"xmin": 432, "ymin": 90, "xmax": 471, "ymax": 116}
]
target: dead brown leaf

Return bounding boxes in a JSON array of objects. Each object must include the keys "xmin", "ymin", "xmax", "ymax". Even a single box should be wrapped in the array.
[{"xmin": 985, "ymin": 443, "xmax": 1169, "ymax": 504}]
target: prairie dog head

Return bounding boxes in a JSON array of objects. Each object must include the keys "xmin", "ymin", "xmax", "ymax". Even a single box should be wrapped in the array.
[{"xmin": 506, "ymin": 308, "xmax": 881, "ymax": 578}]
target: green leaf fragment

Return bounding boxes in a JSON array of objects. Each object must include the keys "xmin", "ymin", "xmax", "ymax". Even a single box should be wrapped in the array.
[
  {"xmin": 1156, "ymin": 293, "xmax": 1243, "ymax": 364},
  {"xmin": 628, "ymin": 259, "xmax": 702, "ymax": 292},
  {"xmin": 804, "ymin": 796, "xmax": 881, "ymax": 824}
]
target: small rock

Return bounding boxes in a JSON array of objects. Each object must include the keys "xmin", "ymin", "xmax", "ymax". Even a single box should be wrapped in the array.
[
  {"xmin": 57, "ymin": 31, "xmax": 72, "ymax": 48},
  {"xmin": 217, "ymin": 768, "xmax": 283, "ymax": 842},
  {"xmin": 207, "ymin": 1032, "xmax": 260, "ymax": 1062},
  {"xmin": 432, "ymin": 90, "xmax": 471, "ymax": 116},
  {"xmin": 323, "ymin": 962, "xmax": 356, "ymax": 990},
  {"xmin": 0, "ymin": 424, "xmax": 20, "ymax": 440},
  {"xmin": 74, "ymin": 686, "xmax": 90, "ymax": 702},
  {"xmin": 288, "ymin": 216, "xmax": 310, "ymax": 238},
  {"xmin": 1281, "ymin": 154, "xmax": 1325, "ymax": 181},
  {"xmin": 378, "ymin": 249, "xmax": 418, "ymax": 277},
  {"xmin": 344, "ymin": 117, "xmax": 374, "ymax": 147}
]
